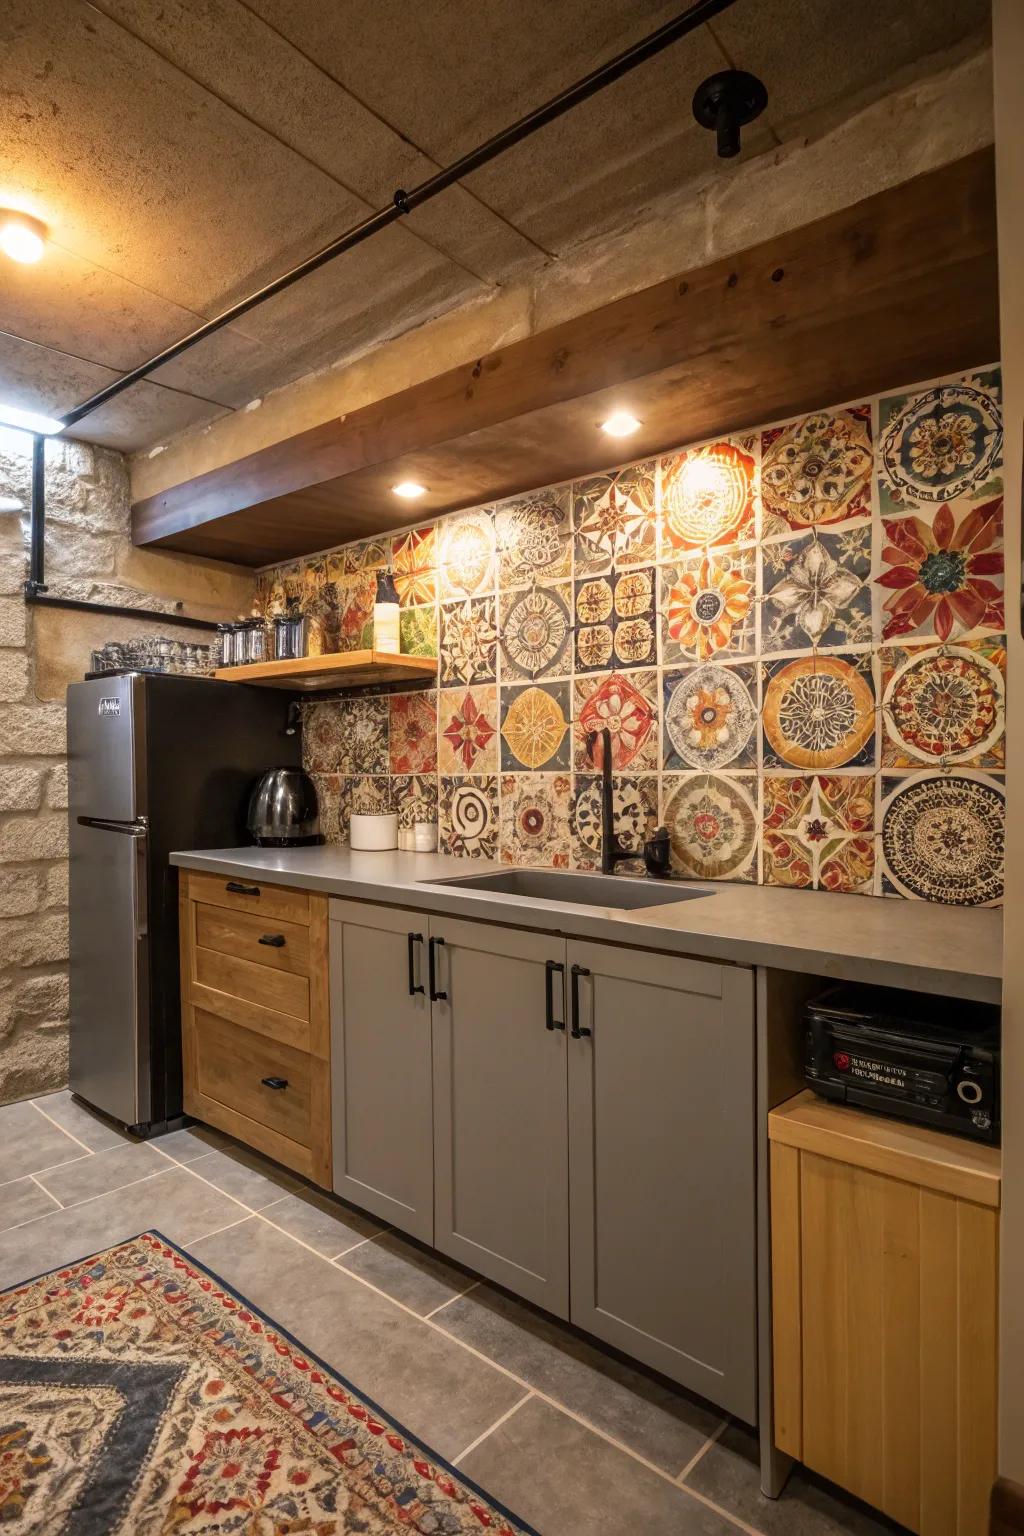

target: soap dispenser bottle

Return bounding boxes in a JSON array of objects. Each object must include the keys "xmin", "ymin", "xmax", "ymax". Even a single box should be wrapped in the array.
[{"xmin": 374, "ymin": 568, "xmax": 401, "ymax": 654}]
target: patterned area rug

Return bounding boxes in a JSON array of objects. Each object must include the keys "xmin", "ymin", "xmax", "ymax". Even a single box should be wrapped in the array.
[{"xmin": 0, "ymin": 1231, "xmax": 535, "ymax": 1534}]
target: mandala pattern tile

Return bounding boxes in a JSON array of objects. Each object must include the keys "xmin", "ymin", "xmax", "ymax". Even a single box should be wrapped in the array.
[
  {"xmin": 399, "ymin": 603, "xmax": 438, "ymax": 658},
  {"xmin": 438, "ymin": 685, "xmax": 499, "ymax": 774},
  {"xmin": 438, "ymin": 509, "xmax": 496, "ymax": 598},
  {"xmin": 393, "ymin": 774, "xmax": 438, "ymax": 828},
  {"xmin": 763, "ymin": 774, "xmax": 874, "ymax": 893},
  {"xmin": 878, "ymin": 369, "xmax": 1003, "ymax": 514},
  {"xmin": 663, "ymin": 773, "xmax": 758, "ymax": 882},
  {"xmin": 662, "ymin": 662, "xmax": 758, "ymax": 771},
  {"xmin": 388, "ymin": 690, "xmax": 437, "ymax": 775},
  {"xmin": 660, "ymin": 439, "xmax": 756, "ymax": 553},
  {"xmin": 880, "ymin": 772, "xmax": 1005, "ymax": 905},
  {"xmin": 659, "ymin": 549, "xmax": 756, "ymax": 664},
  {"xmin": 762, "ymin": 654, "xmax": 875, "ymax": 770},
  {"xmin": 760, "ymin": 406, "xmax": 872, "ymax": 535},
  {"xmin": 573, "ymin": 670, "xmax": 658, "ymax": 773},
  {"xmin": 881, "ymin": 637, "xmax": 1006, "ymax": 769},
  {"xmin": 440, "ymin": 597, "xmax": 497, "ymax": 687},
  {"xmin": 572, "ymin": 775, "xmax": 657, "ymax": 869},
  {"xmin": 302, "ymin": 701, "xmax": 347, "ymax": 773},
  {"xmin": 761, "ymin": 526, "xmax": 871, "ymax": 652},
  {"xmin": 572, "ymin": 462, "xmax": 657, "ymax": 574},
  {"xmin": 500, "ymin": 773, "xmax": 571, "ymax": 868},
  {"xmin": 876, "ymin": 495, "xmax": 1004, "ymax": 643},
  {"xmin": 495, "ymin": 486, "xmax": 572, "ymax": 589},
  {"xmin": 574, "ymin": 567, "xmax": 655, "ymax": 672},
  {"xmin": 499, "ymin": 583, "xmax": 572, "ymax": 681},
  {"xmin": 391, "ymin": 525, "xmax": 437, "ymax": 607},
  {"xmin": 440, "ymin": 776, "xmax": 499, "ymax": 859},
  {"xmin": 500, "ymin": 682, "xmax": 570, "ymax": 771}
]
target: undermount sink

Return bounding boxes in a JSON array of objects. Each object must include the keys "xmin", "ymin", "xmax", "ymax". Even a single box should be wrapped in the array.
[{"xmin": 422, "ymin": 869, "xmax": 712, "ymax": 910}]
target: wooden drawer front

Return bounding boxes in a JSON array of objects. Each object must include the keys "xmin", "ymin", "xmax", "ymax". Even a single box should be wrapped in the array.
[
  {"xmin": 195, "ymin": 903, "xmax": 310, "ymax": 976},
  {"xmin": 188, "ymin": 870, "xmax": 311, "ymax": 926},
  {"xmin": 195, "ymin": 945, "xmax": 309, "ymax": 1022},
  {"xmin": 195, "ymin": 1009, "xmax": 311, "ymax": 1147}
]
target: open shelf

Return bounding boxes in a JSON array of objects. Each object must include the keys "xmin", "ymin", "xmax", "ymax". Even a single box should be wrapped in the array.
[{"xmin": 213, "ymin": 650, "xmax": 438, "ymax": 691}]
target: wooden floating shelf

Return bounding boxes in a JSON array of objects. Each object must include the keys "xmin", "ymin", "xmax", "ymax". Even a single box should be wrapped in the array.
[{"xmin": 213, "ymin": 650, "xmax": 438, "ymax": 691}]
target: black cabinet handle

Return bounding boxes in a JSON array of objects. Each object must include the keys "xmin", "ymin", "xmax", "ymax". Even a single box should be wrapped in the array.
[
  {"xmin": 258, "ymin": 933, "xmax": 286, "ymax": 947},
  {"xmin": 428, "ymin": 935, "xmax": 447, "ymax": 1002},
  {"xmin": 226, "ymin": 880, "xmax": 260, "ymax": 896},
  {"xmin": 570, "ymin": 964, "xmax": 592, "ymax": 1038},
  {"xmin": 545, "ymin": 959, "xmax": 565, "ymax": 1030},
  {"xmin": 261, "ymin": 1076, "xmax": 288, "ymax": 1090},
  {"xmin": 408, "ymin": 932, "xmax": 425, "ymax": 996}
]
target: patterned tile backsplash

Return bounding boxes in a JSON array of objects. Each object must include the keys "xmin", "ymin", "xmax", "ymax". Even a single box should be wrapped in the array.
[{"xmin": 257, "ymin": 363, "xmax": 1006, "ymax": 906}]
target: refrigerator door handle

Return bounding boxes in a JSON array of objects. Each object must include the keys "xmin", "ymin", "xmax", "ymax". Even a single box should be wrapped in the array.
[{"xmin": 76, "ymin": 815, "xmax": 148, "ymax": 837}]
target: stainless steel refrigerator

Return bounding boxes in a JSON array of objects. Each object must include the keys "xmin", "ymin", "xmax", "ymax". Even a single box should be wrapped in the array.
[{"xmin": 67, "ymin": 672, "xmax": 299, "ymax": 1134}]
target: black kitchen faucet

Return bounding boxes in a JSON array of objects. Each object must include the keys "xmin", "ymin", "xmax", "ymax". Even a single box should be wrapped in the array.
[{"xmin": 585, "ymin": 726, "xmax": 635, "ymax": 876}]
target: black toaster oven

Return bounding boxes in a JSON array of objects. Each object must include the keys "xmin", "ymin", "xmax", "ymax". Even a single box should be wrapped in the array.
[{"xmin": 804, "ymin": 984, "xmax": 1000, "ymax": 1143}]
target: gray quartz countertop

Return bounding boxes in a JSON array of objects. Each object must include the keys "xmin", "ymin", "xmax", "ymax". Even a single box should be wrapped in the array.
[{"xmin": 170, "ymin": 845, "xmax": 1002, "ymax": 1004}]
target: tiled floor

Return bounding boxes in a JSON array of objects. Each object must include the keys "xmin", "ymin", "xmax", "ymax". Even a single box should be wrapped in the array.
[{"xmin": 0, "ymin": 1090, "xmax": 902, "ymax": 1536}]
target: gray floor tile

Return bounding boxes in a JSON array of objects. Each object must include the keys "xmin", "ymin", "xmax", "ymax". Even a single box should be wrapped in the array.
[
  {"xmin": 338, "ymin": 1231, "xmax": 475, "ymax": 1316},
  {"xmin": 151, "ymin": 1123, "xmax": 231, "ymax": 1164},
  {"xmin": 31, "ymin": 1090, "xmax": 134, "ymax": 1152},
  {"xmin": 192, "ymin": 1218, "xmax": 525, "ymax": 1462},
  {"xmin": 261, "ymin": 1186, "xmax": 385, "ymax": 1257},
  {"xmin": 439, "ymin": 1283, "xmax": 722, "ymax": 1475},
  {"xmin": 34, "ymin": 1141, "xmax": 167, "ymax": 1207},
  {"xmin": 186, "ymin": 1144, "xmax": 305, "ymax": 1209},
  {"xmin": 0, "ymin": 1100, "xmax": 90, "ymax": 1181},
  {"xmin": 460, "ymin": 1394, "xmax": 737, "ymax": 1536},
  {"xmin": 685, "ymin": 1424, "xmax": 899, "ymax": 1536},
  {"xmin": 0, "ymin": 1176, "xmax": 60, "ymax": 1231}
]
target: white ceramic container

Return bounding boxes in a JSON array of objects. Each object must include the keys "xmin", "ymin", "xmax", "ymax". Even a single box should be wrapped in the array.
[{"xmin": 350, "ymin": 812, "xmax": 399, "ymax": 850}]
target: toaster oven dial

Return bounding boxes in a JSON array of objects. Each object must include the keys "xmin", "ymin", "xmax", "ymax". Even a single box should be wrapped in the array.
[{"xmin": 956, "ymin": 1079, "xmax": 983, "ymax": 1105}]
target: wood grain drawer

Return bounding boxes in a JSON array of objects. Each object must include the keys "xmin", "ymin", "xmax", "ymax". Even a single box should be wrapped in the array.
[
  {"xmin": 195, "ymin": 902, "xmax": 311, "ymax": 975},
  {"xmin": 195, "ymin": 945, "xmax": 309, "ymax": 1022},
  {"xmin": 188, "ymin": 869, "xmax": 311, "ymax": 926},
  {"xmin": 194, "ymin": 1009, "xmax": 311, "ymax": 1148}
]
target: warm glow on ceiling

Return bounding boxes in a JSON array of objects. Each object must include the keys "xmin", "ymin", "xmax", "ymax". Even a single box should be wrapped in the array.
[
  {"xmin": 392, "ymin": 481, "xmax": 427, "ymax": 499},
  {"xmin": 600, "ymin": 410, "xmax": 641, "ymax": 438},
  {"xmin": 0, "ymin": 209, "xmax": 47, "ymax": 264}
]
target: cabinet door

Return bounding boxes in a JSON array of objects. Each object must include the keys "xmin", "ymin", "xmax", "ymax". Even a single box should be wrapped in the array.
[
  {"xmin": 329, "ymin": 899, "xmax": 434, "ymax": 1242},
  {"xmin": 567, "ymin": 940, "xmax": 756, "ymax": 1419},
  {"xmin": 432, "ymin": 917, "xmax": 570, "ymax": 1317}
]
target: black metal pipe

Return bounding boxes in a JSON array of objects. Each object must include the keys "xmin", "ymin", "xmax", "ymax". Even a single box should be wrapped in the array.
[
  {"xmin": 59, "ymin": 0, "xmax": 739, "ymax": 431},
  {"xmin": 28, "ymin": 434, "xmax": 46, "ymax": 592},
  {"xmin": 24, "ymin": 589, "xmax": 221, "ymax": 631}
]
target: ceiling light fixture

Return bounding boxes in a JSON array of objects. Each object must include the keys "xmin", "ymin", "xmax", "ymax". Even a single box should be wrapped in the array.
[
  {"xmin": 601, "ymin": 411, "xmax": 642, "ymax": 438},
  {"xmin": 0, "ymin": 209, "xmax": 48, "ymax": 264},
  {"xmin": 392, "ymin": 481, "xmax": 427, "ymax": 499},
  {"xmin": 0, "ymin": 402, "xmax": 65, "ymax": 436}
]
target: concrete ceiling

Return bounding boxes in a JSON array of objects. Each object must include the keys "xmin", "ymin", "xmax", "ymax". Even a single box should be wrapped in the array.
[{"xmin": 0, "ymin": 0, "xmax": 990, "ymax": 452}]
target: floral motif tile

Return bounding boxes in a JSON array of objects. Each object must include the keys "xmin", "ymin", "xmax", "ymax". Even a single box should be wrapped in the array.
[
  {"xmin": 331, "ymin": 697, "xmax": 389, "ymax": 775},
  {"xmin": 572, "ymin": 670, "xmax": 658, "ymax": 773},
  {"xmin": 399, "ymin": 603, "xmax": 438, "ymax": 658},
  {"xmin": 571, "ymin": 775, "xmax": 657, "ymax": 870},
  {"xmin": 440, "ymin": 776, "xmax": 498, "ymax": 859},
  {"xmin": 574, "ymin": 567, "xmax": 656, "ymax": 672},
  {"xmin": 348, "ymin": 775, "xmax": 393, "ymax": 815},
  {"xmin": 500, "ymin": 682, "xmax": 571, "ymax": 771},
  {"xmin": 662, "ymin": 772, "xmax": 758, "ymax": 882},
  {"xmin": 760, "ymin": 406, "xmax": 872, "ymax": 536},
  {"xmin": 438, "ymin": 509, "xmax": 496, "ymax": 599},
  {"xmin": 334, "ymin": 571, "xmax": 376, "ymax": 652},
  {"xmin": 761, "ymin": 654, "xmax": 875, "ymax": 771},
  {"xmin": 658, "ymin": 547, "xmax": 756, "ymax": 666},
  {"xmin": 761, "ymin": 526, "xmax": 871, "ymax": 653},
  {"xmin": 495, "ymin": 486, "xmax": 572, "ymax": 589},
  {"xmin": 438, "ymin": 685, "xmax": 499, "ymax": 774},
  {"xmin": 393, "ymin": 774, "xmax": 438, "ymax": 829},
  {"xmin": 880, "ymin": 636, "xmax": 1006, "ymax": 770},
  {"xmin": 391, "ymin": 525, "xmax": 437, "ymax": 608},
  {"xmin": 880, "ymin": 771, "xmax": 1004, "ymax": 905},
  {"xmin": 876, "ymin": 495, "xmax": 1003, "ymax": 643},
  {"xmin": 440, "ymin": 596, "xmax": 497, "ymax": 687},
  {"xmin": 303, "ymin": 702, "xmax": 346, "ymax": 773},
  {"xmin": 662, "ymin": 662, "xmax": 758, "ymax": 772},
  {"xmin": 499, "ymin": 582, "xmax": 573, "ymax": 681},
  {"xmin": 309, "ymin": 772, "xmax": 349, "ymax": 846},
  {"xmin": 388, "ymin": 690, "xmax": 437, "ymax": 775},
  {"xmin": 500, "ymin": 773, "xmax": 571, "ymax": 868},
  {"xmin": 660, "ymin": 438, "xmax": 756, "ymax": 555},
  {"xmin": 877, "ymin": 367, "xmax": 1003, "ymax": 515},
  {"xmin": 573, "ymin": 462, "xmax": 657, "ymax": 574},
  {"xmin": 763, "ymin": 775, "xmax": 874, "ymax": 893}
]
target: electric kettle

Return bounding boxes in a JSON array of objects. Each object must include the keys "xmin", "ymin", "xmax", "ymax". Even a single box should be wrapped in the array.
[{"xmin": 246, "ymin": 767, "xmax": 320, "ymax": 847}]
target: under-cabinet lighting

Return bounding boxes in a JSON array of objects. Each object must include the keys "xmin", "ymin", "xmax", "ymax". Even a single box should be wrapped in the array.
[
  {"xmin": 0, "ymin": 402, "xmax": 65, "ymax": 436},
  {"xmin": 0, "ymin": 209, "xmax": 47, "ymax": 264},
  {"xmin": 600, "ymin": 411, "xmax": 641, "ymax": 438},
  {"xmin": 392, "ymin": 481, "xmax": 427, "ymax": 499}
]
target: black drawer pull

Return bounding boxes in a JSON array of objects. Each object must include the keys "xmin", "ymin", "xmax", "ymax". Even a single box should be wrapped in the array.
[
  {"xmin": 261, "ymin": 1076, "xmax": 288, "ymax": 1090},
  {"xmin": 258, "ymin": 933, "xmax": 286, "ymax": 947},
  {"xmin": 545, "ymin": 959, "xmax": 565, "ymax": 1031},
  {"xmin": 428, "ymin": 935, "xmax": 447, "ymax": 1002},
  {"xmin": 570, "ymin": 964, "xmax": 592, "ymax": 1039},
  {"xmin": 226, "ymin": 880, "xmax": 260, "ymax": 896},
  {"xmin": 408, "ymin": 932, "xmax": 425, "ymax": 996}
]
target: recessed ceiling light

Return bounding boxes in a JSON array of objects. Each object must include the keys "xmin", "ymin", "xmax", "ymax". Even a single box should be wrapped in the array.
[
  {"xmin": 392, "ymin": 481, "xmax": 426, "ymax": 499},
  {"xmin": 0, "ymin": 402, "xmax": 64, "ymax": 436},
  {"xmin": 600, "ymin": 411, "xmax": 641, "ymax": 438},
  {"xmin": 0, "ymin": 209, "xmax": 48, "ymax": 264}
]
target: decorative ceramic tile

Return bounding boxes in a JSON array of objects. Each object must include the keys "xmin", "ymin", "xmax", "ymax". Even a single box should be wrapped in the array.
[
  {"xmin": 302, "ymin": 702, "xmax": 346, "ymax": 773},
  {"xmin": 880, "ymin": 771, "xmax": 1004, "ymax": 905},
  {"xmin": 439, "ymin": 596, "xmax": 497, "ymax": 687},
  {"xmin": 762, "ymin": 654, "xmax": 875, "ymax": 770},
  {"xmin": 761, "ymin": 526, "xmax": 871, "ymax": 652},
  {"xmin": 393, "ymin": 774, "xmax": 438, "ymax": 829},
  {"xmin": 881, "ymin": 636, "xmax": 1006, "ymax": 770},
  {"xmin": 438, "ymin": 509, "xmax": 496, "ymax": 599},
  {"xmin": 399, "ymin": 603, "xmax": 438, "ymax": 658},
  {"xmin": 662, "ymin": 773, "xmax": 758, "ymax": 882},
  {"xmin": 334, "ymin": 571, "xmax": 376, "ymax": 651},
  {"xmin": 495, "ymin": 486, "xmax": 572, "ymax": 589},
  {"xmin": 574, "ymin": 567, "xmax": 656, "ymax": 672},
  {"xmin": 660, "ymin": 438, "xmax": 756, "ymax": 554},
  {"xmin": 876, "ymin": 495, "xmax": 1003, "ymax": 643},
  {"xmin": 309, "ymin": 772, "xmax": 348, "ymax": 845},
  {"xmin": 348, "ymin": 775, "xmax": 393, "ymax": 814},
  {"xmin": 332, "ymin": 697, "xmax": 389, "ymax": 774},
  {"xmin": 500, "ymin": 773, "xmax": 571, "ymax": 868},
  {"xmin": 500, "ymin": 682, "xmax": 571, "ymax": 771},
  {"xmin": 438, "ymin": 685, "xmax": 499, "ymax": 774},
  {"xmin": 662, "ymin": 662, "xmax": 758, "ymax": 772},
  {"xmin": 342, "ymin": 537, "xmax": 389, "ymax": 574},
  {"xmin": 659, "ymin": 549, "xmax": 756, "ymax": 664},
  {"xmin": 571, "ymin": 775, "xmax": 657, "ymax": 870},
  {"xmin": 388, "ymin": 690, "xmax": 437, "ymax": 775},
  {"xmin": 878, "ymin": 368, "xmax": 1003, "ymax": 515},
  {"xmin": 573, "ymin": 462, "xmax": 657, "ymax": 574},
  {"xmin": 760, "ymin": 406, "xmax": 872, "ymax": 536},
  {"xmin": 499, "ymin": 582, "xmax": 573, "ymax": 681},
  {"xmin": 763, "ymin": 775, "xmax": 874, "ymax": 893},
  {"xmin": 572, "ymin": 670, "xmax": 658, "ymax": 773},
  {"xmin": 391, "ymin": 525, "xmax": 437, "ymax": 608},
  {"xmin": 439, "ymin": 776, "xmax": 498, "ymax": 859}
]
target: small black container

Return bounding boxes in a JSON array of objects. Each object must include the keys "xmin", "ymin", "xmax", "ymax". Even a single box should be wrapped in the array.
[
  {"xmin": 246, "ymin": 767, "xmax": 320, "ymax": 847},
  {"xmin": 643, "ymin": 825, "xmax": 672, "ymax": 877}
]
